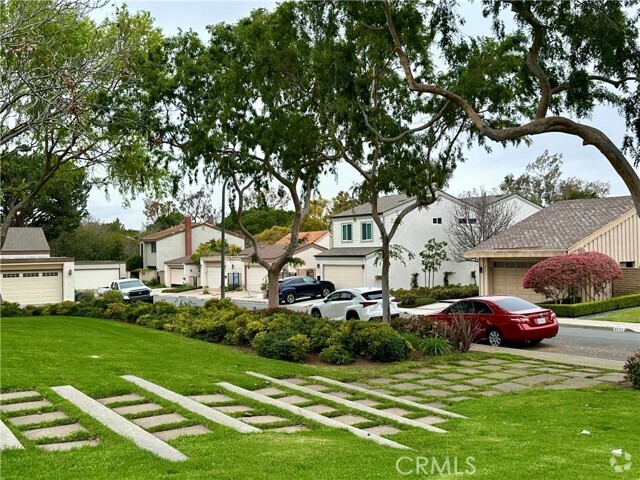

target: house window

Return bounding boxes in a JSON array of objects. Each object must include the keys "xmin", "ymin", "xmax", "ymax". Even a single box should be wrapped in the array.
[
  {"xmin": 458, "ymin": 218, "xmax": 477, "ymax": 224},
  {"xmin": 620, "ymin": 261, "xmax": 635, "ymax": 268},
  {"xmin": 23, "ymin": 272, "xmax": 39, "ymax": 277},
  {"xmin": 341, "ymin": 223, "xmax": 352, "ymax": 242},
  {"xmin": 3, "ymin": 273, "xmax": 19, "ymax": 278},
  {"xmin": 432, "ymin": 217, "xmax": 442, "ymax": 224},
  {"xmin": 361, "ymin": 222, "xmax": 373, "ymax": 241},
  {"xmin": 42, "ymin": 272, "xmax": 59, "ymax": 277},
  {"xmin": 151, "ymin": 242, "xmax": 156, "ymax": 253}
]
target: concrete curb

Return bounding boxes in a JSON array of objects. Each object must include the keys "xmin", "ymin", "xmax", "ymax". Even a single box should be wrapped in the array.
[
  {"xmin": 469, "ymin": 344, "xmax": 625, "ymax": 371},
  {"xmin": 0, "ymin": 419, "xmax": 23, "ymax": 450},
  {"xmin": 557, "ymin": 318, "xmax": 640, "ymax": 333}
]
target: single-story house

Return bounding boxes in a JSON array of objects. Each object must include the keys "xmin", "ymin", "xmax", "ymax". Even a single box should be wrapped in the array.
[
  {"xmin": 242, "ymin": 241, "xmax": 328, "ymax": 294},
  {"xmin": 0, "ymin": 227, "xmax": 75, "ymax": 304},
  {"xmin": 465, "ymin": 196, "xmax": 639, "ymax": 302},
  {"xmin": 316, "ymin": 191, "xmax": 540, "ymax": 290},
  {"xmin": 140, "ymin": 216, "xmax": 245, "ymax": 286}
]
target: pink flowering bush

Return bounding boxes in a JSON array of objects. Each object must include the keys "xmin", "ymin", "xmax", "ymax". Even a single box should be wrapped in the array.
[{"xmin": 522, "ymin": 252, "xmax": 623, "ymax": 303}]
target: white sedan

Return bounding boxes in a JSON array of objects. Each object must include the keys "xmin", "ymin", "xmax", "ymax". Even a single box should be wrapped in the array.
[{"xmin": 308, "ymin": 287, "xmax": 400, "ymax": 321}]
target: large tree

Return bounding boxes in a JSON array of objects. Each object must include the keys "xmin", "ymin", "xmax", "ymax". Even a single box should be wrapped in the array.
[
  {"xmin": 0, "ymin": 0, "xmax": 169, "ymax": 242},
  {"xmin": 380, "ymin": 0, "xmax": 640, "ymax": 216},
  {"xmin": 445, "ymin": 188, "xmax": 521, "ymax": 262},
  {"xmin": 500, "ymin": 151, "xmax": 610, "ymax": 206},
  {"xmin": 154, "ymin": 6, "xmax": 336, "ymax": 307},
  {"xmin": 51, "ymin": 218, "xmax": 138, "ymax": 261}
]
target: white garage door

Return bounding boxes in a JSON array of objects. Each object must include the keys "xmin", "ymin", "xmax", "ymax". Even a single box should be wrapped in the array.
[
  {"xmin": 206, "ymin": 266, "xmax": 221, "ymax": 289},
  {"xmin": 323, "ymin": 265, "xmax": 364, "ymax": 290},
  {"xmin": 1, "ymin": 270, "xmax": 62, "ymax": 304},
  {"xmin": 169, "ymin": 267, "xmax": 184, "ymax": 286},
  {"xmin": 246, "ymin": 266, "xmax": 267, "ymax": 293},
  {"xmin": 492, "ymin": 261, "xmax": 546, "ymax": 303},
  {"xmin": 74, "ymin": 268, "xmax": 120, "ymax": 290}
]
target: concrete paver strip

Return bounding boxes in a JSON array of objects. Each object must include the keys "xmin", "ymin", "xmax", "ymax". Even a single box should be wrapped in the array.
[
  {"xmin": 457, "ymin": 368, "xmax": 483, "ymax": 375},
  {"xmin": 309, "ymin": 375, "xmax": 466, "ymax": 419},
  {"xmin": 253, "ymin": 387, "xmax": 285, "ymax": 397},
  {"xmin": 153, "ymin": 425, "xmax": 210, "ymax": 441},
  {"xmin": 303, "ymin": 404, "xmax": 337, "ymax": 415},
  {"xmin": 121, "ymin": 376, "xmax": 259, "ymax": 434},
  {"xmin": 388, "ymin": 383, "xmax": 423, "ymax": 391},
  {"xmin": 483, "ymin": 372, "xmax": 515, "ymax": 380},
  {"xmin": 113, "ymin": 403, "xmax": 162, "ymax": 415},
  {"xmin": 96, "ymin": 393, "xmax": 145, "ymax": 405},
  {"xmin": 447, "ymin": 384, "xmax": 474, "ymax": 392},
  {"xmin": 512, "ymin": 374, "xmax": 565, "ymax": 386},
  {"xmin": 417, "ymin": 378, "xmax": 453, "ymax": 386},
  {"xmin": 597, "ymin": 373, "xmax": 628, "ymax": 383},
  {"xmin": 8, "ymin": 411, "xmax": 68, "ymax": 427},
  {"xmin": 464, "ymin": 378, "xmax": 495, "ymax": 386},
  {"xmin": 0, "ymin": 400, "xmax": 52, "ymax": 413},
  {"xmin": 438, "ymin": 373, "xmax": 467, "ymax": 380},
  {"xmin": 23, "ymin": 423, "xmax": 87, "ymax": 441},
  {"xmin": 217, "ymin": 381, "xmax": 410, "ymax": 450},
  {"xmin": 0, "ymin": 391, "xmax": 40, "ymax": 403},
  {"xmin": 369, "ymin": 378, "xmax": 394, "ymax": 385},
  {"xmin": 362, "ymin": 425, "xmax": 401, "ymax": 436},
  {"xmin": 188, "ymin": 394, "xmax": 233, "ymax": 404},
  {"xmin": 248, "ymin": 372, "xmax": 449, "ymax": 433},
  {"xmin": 132, "ymin": 413, "xmax": 187, "ymax": 429},
  {"xmin": 492, "ymin": 382, "xmax": 529, "ymax": 393},
  {"xmin": 271, "ymin": 425, "xmax": 308, "ymax": 433},
  {"xmin": 280, "ymin": 378, "xmax": 308, "ymax": 385},
  {"xmin": 417, "ymin": 389, "xmax": 451, "ymax": 397},
  {"xmin": 39, "ymin": 440, "xmax": 100, "ymax": 451},
  {"xmin": 482, "ymin": 359, "xmax": 509, "ymax": 364},
  {"xmin": 392, "ymin": 373, "xmax": 422, "ymax": 380},
  {"xmin": 329, "ymin": 414, "xmax": 369, "ymax": 426},
  {"xmin": 241, "ymin": 415, "xmax": 288, "ymax": 425},
  {"xmin": 414, "ymin": 416, "xmax": 448, "ymax": 425},
  {"xmin": 214, "ymin": 405, "xmax": 253, "ymax": 414},
  {"xmin": 51, "ymin": 385, "xmax": 187, "ymax": 462},
  {"xmin": 277, "ymin": 395, "xmax": 309, "ymax": 405},
  {"xmin": 0, "ymin": 419, "xmax": 24, "ymax": 450}
]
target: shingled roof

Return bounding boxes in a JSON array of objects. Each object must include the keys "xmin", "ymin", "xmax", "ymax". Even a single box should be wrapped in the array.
[
  {"xmin": 467, "ymin": 196, "xmax": 635, "ymax": 253},
  {"xmin": 1, "ymin": 227, "xmax": 50, "ymax": 254}
]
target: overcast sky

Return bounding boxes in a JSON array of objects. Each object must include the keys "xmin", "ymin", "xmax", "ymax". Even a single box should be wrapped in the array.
[{"xmin": 88, "ymin": 1, "xmax": 633, "ymax": 229}]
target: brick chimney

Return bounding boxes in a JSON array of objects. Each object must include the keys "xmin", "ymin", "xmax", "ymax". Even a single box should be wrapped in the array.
[{"xmin": 184, "ymin": 215, "xmax": 192, "ymax": 256}]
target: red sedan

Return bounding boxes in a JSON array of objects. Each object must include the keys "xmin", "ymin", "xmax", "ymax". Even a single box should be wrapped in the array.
[{"xmin": 427, "ymin": 296, "xmax": 559, "ymax": 347}]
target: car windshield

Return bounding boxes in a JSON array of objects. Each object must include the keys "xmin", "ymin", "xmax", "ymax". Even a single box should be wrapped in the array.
[
  {"xmin": 361, "ymin": 290, "xmax": 383, "ymax": 300},
  {"xmin": 119, "ymin": 280, "xmax": 146, "ymax": 289},
  {"xmin": 493, "ymin": 297, "xmax": 540, "ymax": 312}
]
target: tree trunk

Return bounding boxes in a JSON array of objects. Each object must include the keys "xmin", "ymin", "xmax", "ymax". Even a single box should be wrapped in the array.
[
  {"xmin": 266, "ymin": 269, "xmax": 281, "ymax": 309},
  {"xmin": 380, "ymin": 242, "xmax": 391, "ymax": 323}
]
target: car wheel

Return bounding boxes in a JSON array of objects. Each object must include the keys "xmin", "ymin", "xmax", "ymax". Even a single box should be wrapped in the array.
[
  {"xmin": 321, "ymin": 287, "xmax": 331, "ymax": 297},
  {"xmin": 346, "ymin": 311, "xmax": 359, "ymax": 320},
  {"xmin": 285, "ymin": 292, "xmax": 296, "ymax": 304},
  {"xmin": 487, "ymin": 328, "xmax": 504, "ymax": 347},
  {"xmin": 311, "ymin": 308, "xmax": 321, "ymax": 318}
]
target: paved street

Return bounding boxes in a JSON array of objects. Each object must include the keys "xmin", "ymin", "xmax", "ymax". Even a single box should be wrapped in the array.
[{"xmin": 512, "ymin": 325, "xmax": 640, "ymax": 362}]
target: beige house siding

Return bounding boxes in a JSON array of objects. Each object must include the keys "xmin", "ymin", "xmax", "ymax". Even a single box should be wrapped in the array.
[
  {"xmin": 613, "ymin": 268, "xmax": 640, "ymax": 296},
  {"xmin": 572, "ymin": 210, "xmax": 639, "ymax": 264}
]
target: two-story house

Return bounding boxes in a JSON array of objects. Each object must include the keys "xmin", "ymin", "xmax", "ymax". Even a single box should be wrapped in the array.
[
  {"xmin": 140, "ymin": 216, "xmax": 244, "ymax": 286},
  {"xmin": 315, "ymin": 191, "xmax": 540, "ymax": 289}
]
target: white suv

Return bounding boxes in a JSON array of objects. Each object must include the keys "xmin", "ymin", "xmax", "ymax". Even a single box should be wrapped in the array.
[
  {"xmin": 308, "ymin": 287, "xmax": 400, "ymax": 321},
  {"xmin": 97, "ymin": 279, "xmax": 154, "ymax": 303}
]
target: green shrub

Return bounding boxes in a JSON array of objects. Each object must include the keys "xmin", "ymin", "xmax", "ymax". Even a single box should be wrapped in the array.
[
  {"xmin": 421, "ymin": 336, "xmax": 452, "ymax": 356},
  {"xmin": 392, "ymin": 284, "xmax": 478, "ymax": 303},
  {"xmin": 153, "ymin": 301, "xmax": 178, "ymax": 316},
  {"xmin": 121, "ymin": 302, "xmax": 154, "ymax": 323},
  {"xmin": 74, "ymin": 305, "xmax": 105, "ymax": 318},
  {"xmin": 21, "ymin": 304, "xmax": 43, "ymax": 316},
  {"xmin": 252, "ymin": 330, "xmax": 310, "ymax": 362},
  {"xmin": 399, "ymin": 293, "xmax": 417, "ymax": 307},
  {"xmin": 104, "ymin": 302, "xmax": 129, "ymax": 319},
  {"xmin": 75, "ymin": 289, "xmax": 95, "ymax": 302},
  {"xmin": 136, "ymin": 313, "xmax": 169, "ymax": 330},
  {"xmin": 50, "ymin": 301, "xmax": 79, "ymax": 316},
  {"xmin": 100, "ymin": 290, "xmax": 124, "ymax": 304},
  {"xmin": 624, "ymin": 351, "xmax": 640, "ymax": 389},
  {"xmin": 540, "ymin": 294, "xmax": 640, "ymax": 317},
  {"xmin": 0, "ymin": 301, "xmax": 23, "ymax": 317},
  {"xmin": 319, "ymin": 345, "xmax": 356, "ymax": 364},
  {"xmin": 309, "ymin": 320, "xmax": 337, "ymax": 352},
  {"xmin": 333, "ymin": 321, "xmax": 410, "ymax": 362}
]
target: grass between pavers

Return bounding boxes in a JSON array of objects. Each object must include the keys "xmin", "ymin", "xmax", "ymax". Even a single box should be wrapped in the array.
[
  {"xmin": 1, "ymin": 316, "xmax": 638, "ymax": 480},
  {"xmin": 586, "ymin": 306, "xmax": 640, "ymax": 323}
]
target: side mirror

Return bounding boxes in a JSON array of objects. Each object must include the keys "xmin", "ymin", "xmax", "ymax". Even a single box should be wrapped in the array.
[{"xmin": 323, "ymin": 298, "xmax": 328, "ymax": 303}]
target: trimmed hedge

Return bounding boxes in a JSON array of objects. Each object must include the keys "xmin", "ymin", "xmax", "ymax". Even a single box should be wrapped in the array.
[
  {"xmin": 3, "ymin": 297, "xmax": 414, "ymax": 364},
  {"xmin": 393, "ymin": 284, "xmax": 478, "ymax": 306},
  {"xmin": 539, "ymin": 294, "xmax": 640, "ymax": 317}
]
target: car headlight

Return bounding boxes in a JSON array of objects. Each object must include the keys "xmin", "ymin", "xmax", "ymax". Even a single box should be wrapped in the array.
[{"xmin": 122, "ymin": 294, "xmax": 130, "ymax": 300}]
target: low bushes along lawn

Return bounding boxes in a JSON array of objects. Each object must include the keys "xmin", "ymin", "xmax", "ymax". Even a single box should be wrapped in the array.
[
  {"xmin": 2, "ymin": 316, "xmax": 638, "ymax": 480},
  {"xmin": 539, "ymin": 293, "xmax": 640, "ymax": 318}
]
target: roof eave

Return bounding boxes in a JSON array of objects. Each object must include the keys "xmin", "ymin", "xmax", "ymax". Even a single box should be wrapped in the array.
[{"xmin": 464, "ymin": 248, "xmax": 566, "ymax": 259}]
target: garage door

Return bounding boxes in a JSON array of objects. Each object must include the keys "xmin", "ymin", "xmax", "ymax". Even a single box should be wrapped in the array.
[
  {"xmin": 492, "ymin": 261, "xmax": 546, "ymax": 303},
  {"xmin": 74, "ymin": 268, "xmax": 120, "ymax": 290},
  {"xmin": 169, "ymin": 267, "xmax": 184, "ymax": 286},
  {"xmin": 206, "ymin": 266, "xmax": 221, "ymax": 289},
  {"xmin": 1, "ymin": 270, "xmax": 62, "ymax": 304},
  {"xmin": 323, "ymin": 265, "xmax": 364, "ymax": 290},
  {"xmin": 246, "ymin": 266, "xmax": 267, "ymax": 293}
]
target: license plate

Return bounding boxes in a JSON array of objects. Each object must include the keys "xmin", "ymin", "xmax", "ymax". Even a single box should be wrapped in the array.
[{"xmin": 535, "ymin": 317, "xmax": 546, "ymax": 325}]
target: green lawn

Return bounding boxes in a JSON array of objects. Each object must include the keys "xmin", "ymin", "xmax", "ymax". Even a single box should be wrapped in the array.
[
  {"xmin": 589, "ymin": 307, "xmax": 640, "ymax": 323},
  {"xmin": 2, "ymin": 316, "xmax": 638, "ymax": 480}
]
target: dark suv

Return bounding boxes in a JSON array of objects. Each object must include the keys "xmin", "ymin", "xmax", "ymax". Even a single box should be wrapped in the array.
[{"xmin": 278, "ymin": 276, "xmax": 335, "ymax": 304}]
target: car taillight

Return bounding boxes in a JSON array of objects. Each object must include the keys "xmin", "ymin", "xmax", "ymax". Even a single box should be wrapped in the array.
[
  {"xmin": 550, "ymin": 312, "xmax": 557, "ymax": 321},
  {"xmin": 510, "ymin": 316, "xmax": 529, "ymax": 323},
  {"xmin": 390, "ymin": 297, "xmax": 398, "ymax": 303},
  {"xmin": 360, "ymin": 301, "xmax": 377, "ymax": 308}
]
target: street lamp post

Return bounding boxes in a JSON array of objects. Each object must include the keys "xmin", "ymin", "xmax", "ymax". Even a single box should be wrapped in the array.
[{"xmin": 220, "ymin": 178, "xmax": 228, "ymax": 299}]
